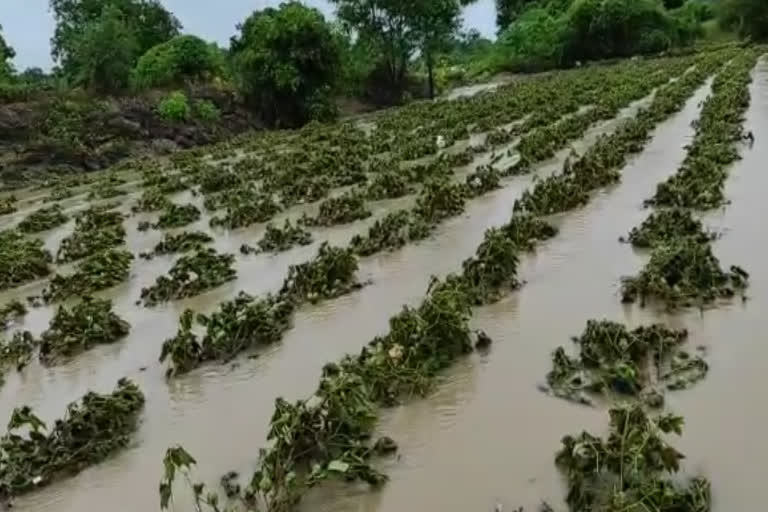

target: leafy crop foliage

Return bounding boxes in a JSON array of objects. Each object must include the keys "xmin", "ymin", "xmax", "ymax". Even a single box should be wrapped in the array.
[
  {"xmin": 0, "ymin": 379, "xmax": 144, "ymax": 500},
  {"xmin": 0, "ymin": 230, "xmax": 52, "ymax": 290},
  {"xmin": 132, "ymin": 35, "xmax": 222, "ymax": 90},
  {"xmin": 43, "ymin": 249, "xmax": 134, "ymax": 302},
  {"xmin": 231, "ymin": 2, "xmax": 340, "ymax": 126}
]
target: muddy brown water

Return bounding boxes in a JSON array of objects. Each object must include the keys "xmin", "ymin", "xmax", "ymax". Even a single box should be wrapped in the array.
[{"xmin": 0, "ymin": 62, "xmax": 765, "ymax": 512}]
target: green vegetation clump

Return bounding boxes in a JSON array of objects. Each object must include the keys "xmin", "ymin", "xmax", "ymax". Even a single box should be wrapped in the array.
[
  {"xmin": 157, "ymin": 91, "xmax": 191, "ymax": 122},
  {"xmin": 209, "ymin": 194, "xmax": 281, "ymax": 229},
  {"xmin": 255, "ymin": 220, "xmax": 313, "ymax": 253},
  {"xmin": 154, "ymin": 203, "xmax": 201, "ymax": 229},
  {"xmin": 0, "ymin": 332, "xmax": 37, "ymax": 377},
  {"xmin": 280, "ymin": 243, "xmax": 361, "ymax": 303},
  {"xmin": 133, "ymin": 187, "xmax": 172, "ymax": 212},
  {"xmin": 625, "ymin": 208, "xmax": 714, "ymax": 248},
  {"xmin": 57, "ymin": 207, "xmax": 126, "ymax": 263},
  {"xmin": 0, "ymin": 197, "xmax": 16, "ymax": 215},
  {"xmin": 0, "ymin": 379, "xmax": 144, "ymax": 500},
  {"xmin": 621, "ymin": 238, "xmax": 748, "ymax": 307},
  {"xmin": 501, "ymin": 214, "xmax": 558, "ymax": 250},
  {"xmin": 150, "ymin": 231, "xmax": 213, "ymax": 256},
  {"xmin": 547, "ymin": 320, "xmax": 705, "ymax": 406},
  {"xmin": 160, "ymin": 293, "xmax": 294, "ymax": 376},
  {"xmin": 141, "ymin": 248, "xmax": 236, "ymax": 306},
  {"xmin": 0, "ymin": 300, "xmax": 26, "ymax": 330},
  {"xmin": 304, "ymin": 191, "xmax": 372, "ymax": 227},
  {"xmin": 17, "ymin": 205, "xmax": 69, "ymax": 233},
  {"xmin": 556, "ymin": 405, "xmax": 710, "ymax": 512},
  {"xmin": 0, "ymin": 230, "xmax": 52, "ymax": 290},
  {"xmin": 413, "ymin": 180, "xmax": 467, "ymax": 224},
  {"xmin": 459, "ymin": 227, "xmax": 520, "ymax": 304},
  {"xmin": 465, "ymin": 165, "xmax": 501, "ymax": 197},
  {"xmin": 350, "ymin": 210, "xmax": 429, "ymax": 256},
  {"xmin": 38, "ymin": 297, "xmax": 130, "ymax": 364},
  {"xmin": 366, "ymin": 171, "xmax": 411, "ymax": 200},
  {"xmin": 43, "ymin": 249, "xmax": 134, "ymax": 302}
]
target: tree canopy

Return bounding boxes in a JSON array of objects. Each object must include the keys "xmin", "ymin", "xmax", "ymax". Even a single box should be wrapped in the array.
[
  {"xmin": 231, "ymin": 1, "xmax": 341, "ymax": 126},
  {"xmin": 720, "ymin": 0, "xmax": 768, "ymax": 40},
  {"xmin": 331, "ymin": 0, "xmax": 474, "ymax": 98},
  {"xmin": 0, "ymin": 24, "xmax": 15, "ymax": 79},
  {"xmin": 50, "ymin": 0, "xmax": 181, "ymax": 80},
  {"xmin": 132, "ymin": 35, "xmax": 224, "ymax": 90}
]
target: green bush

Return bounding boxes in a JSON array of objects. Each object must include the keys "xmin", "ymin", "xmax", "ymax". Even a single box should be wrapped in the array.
[
  {"xmin": 231, "ymin": 2, "xmax": 340, "ymax": 126},
  {"xmin": 498, "ymin": 7, "xmax": 566, "ymax": 70},
  {"xmin": 193, "ymin": 99, "xmax": 220, "ymax": 122},
  {"xmin": 157, "ymin": 91, "xmax": 190, "ymax": 122},
  {"xmin": 132, "ymin": 35, "xmax": 223, "ymax": 90}
]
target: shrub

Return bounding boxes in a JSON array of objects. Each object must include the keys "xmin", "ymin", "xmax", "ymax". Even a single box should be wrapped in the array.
[
  {"xmin": 158, "ymin": 91, "xmax": 190, "ymax": 122},
  {"xmin": 132, "ymin": 35, "xmax": 223, "ymax": 90},
  {"xmin": 193, "ymin": 99, "xmax": 220, "ymax": 122}
]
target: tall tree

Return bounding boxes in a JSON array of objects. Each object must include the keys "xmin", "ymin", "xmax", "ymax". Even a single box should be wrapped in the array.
[
  {"xmin": 50, "ymin": 0, "xmax": 180, "ymax": 77},
  {"xmin": 496, "ymin": 0, "xmax": 538, "ymax": 32},
  {"xmin": 331, "ymin": 0, "xmax": 473, "ymax": 99},
  {"xmin": 0, "ymin": 24, "xmax": 15, "ymax": 79}
]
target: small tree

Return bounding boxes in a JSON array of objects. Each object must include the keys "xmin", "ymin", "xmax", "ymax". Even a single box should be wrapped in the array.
[
  {"xmin": 231, "ymin": 2, "xmax": 341, "ymax": 127},
  {"xmin": 68, "ymin": 6, "xmax": 139, "ymax": 92},
  {"xmin": 133, "ymin": 35, "xmax": 223, "ymax": 90}
]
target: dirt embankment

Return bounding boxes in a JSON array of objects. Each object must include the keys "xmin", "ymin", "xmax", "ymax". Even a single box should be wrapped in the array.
[{"xmin": 0, "ymin": 86, "xmax": 260, "ymax": 184}]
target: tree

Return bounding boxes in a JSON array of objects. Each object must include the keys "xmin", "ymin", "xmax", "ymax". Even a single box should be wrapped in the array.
[
  {"xmin": 0, "ymin": 24, "xmax": 15, "ymax": 79},
  {"xmin": 132, "ymin": 35, "xmax": 224, "ymax": 90},
  {"xmin": 331, "ymin": 0, "xmax": 474, "ymax": 100},
  {"xmin": 720, "ymin": 0, "xmax": 768, "ymax": 40},
  {"xmin": 50, "ymin": 0, "xmax": 180, "ymax": 77},
  {"xmin": 68, "ymin": 6, "xmax": 139, "ymax": 91},
  {"xmin": 231, "ymin": 2, "xmax": 341, "ymax": 126},
  {"xmin": 496, "ymin": 0, "xmax": 539, "ymax": 32}
]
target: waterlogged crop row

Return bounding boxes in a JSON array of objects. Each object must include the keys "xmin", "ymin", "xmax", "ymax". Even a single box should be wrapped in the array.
[
  {"xmin": 154, "ymin": 49, "xmax": 738, "ymax": 512},
  {"xmin": 622, "ymin": 49, "xmax": 759, "ymax": 309}
]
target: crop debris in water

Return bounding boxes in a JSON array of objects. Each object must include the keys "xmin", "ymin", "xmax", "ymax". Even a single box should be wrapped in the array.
[
  {"xmin": 42, "ymin": 249, "xmax": 134, "ymax": 302},
  {"xmin": 0, "ymin": 230, "xmax": 52, "ymax": 291},
  {"xmin": 154, "ymin": 203, "xmax": 202, "ymax": 229},
  {"xmin": 0, "ymin": 379, "xmax": 144, "ymax": 501},
  {"xmin": 546, "ymin": 320, "xmax": 707, "ymax": 407},
  {"xmin": 17, "ymin": 205, "xmax": 69, "ymax": 233},
  {"xmin": 56, "ymin": 207, "xmax": 126, "ymax": 263}
]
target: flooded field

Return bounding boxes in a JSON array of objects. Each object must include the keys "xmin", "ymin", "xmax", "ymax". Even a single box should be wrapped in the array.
[{"xmin": 0, "ymin": 51, "xmax": 764, "ymax": 512}]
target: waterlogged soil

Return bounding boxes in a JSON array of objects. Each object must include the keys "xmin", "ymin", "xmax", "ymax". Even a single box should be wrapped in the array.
[{"xmin": 1, "ymin": 63, "xmax": 766, "ymax": 512}]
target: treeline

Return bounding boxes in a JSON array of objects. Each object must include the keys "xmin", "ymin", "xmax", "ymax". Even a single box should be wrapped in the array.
[{"xmin": 0, "ymin": 0, "xmax": 764, "ymax": 128}]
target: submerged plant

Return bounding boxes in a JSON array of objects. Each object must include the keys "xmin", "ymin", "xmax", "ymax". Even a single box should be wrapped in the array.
[
  {"xmin": 304, "ymin": 191, "xmax": 371, "ymax": 227},
  {"xmin": 38, "ymin": 297, "xmax": 130, "ymax": 364},
  {"xmin": 141, "ymin": 248, "xmax": 237, "ymax": 306},
  {"xmin": 366, "ymin": 171, "xmax": 411, "ymax": 200},
  {"xmin": 413, "ymin": 180, "xmax": 467, "ymax": 224},
  {"xmin": 621, "ymin": 238, "xmax": 748, "ymax": 308},
  {"xmin": 624, "ymin": 209, "xmax": 714, "ymax": 248},
  {"xmin": 0, "ymin": 379, "xmax": 144, "ymax": 500},
  {"xmin": 0, "ymin": 301, "xmax": 26, "ymax": 330},
  {"xmin": 502, "ymin": 214, "xmax": 558, "ymax": 250},
  {"xmin": 57, "ymin": 207, "xmax": 126, "ymax": 263},
  {"xmin": 350, "ymin": 210, "xmax": 426, "ymax": 256},
  {"xmin": 465, "ymin": 165, "xmax": 501, "ymax": 197},
  {"xmin": 556, "ymin": 404, "xmax": 710, "ymax": 512},
  {"xmin": 0, "ymin": 197, "xmax": 17, "ymax": 215},
  {"xmin": 546, "ymin": 320, "xmax": 705, "ymax": 407},
  {"xmin": 133, "ymin": 187, "xmax": 172, "ymax": 213},
  {"xmin": 254, "ymin": 220, "xmax": 313, "ymax": 253},
  {"xmin": 154, "ymin": 203, "xmax": 201, "ymax": 229},
  {"xmin": 209, "ymin": 195, "xmax": 281, "ymax": 229},
  {"xmin": 0, "ymin": 230, "xmax": 52, "ymax": 290},
  {"xmin": 280, "ymin": 243, "xmax": 361, "ymax": 303},
  {"xmin": 17, "ymin": 205, "xmax": 69, "ymax": 233},
  {"xmin": 160, "ymin": 293, "xmax": 294, "ymax": 376},
  {"xmin": 43, "ymin": 249, "xmax": 134, "ymax": 302},
  {"xmin": 0, "ymin": 331, "xmax": 37, "ymax": 378},
  {"xmin": 147, "ymin": 231, "xmax": 213, "ymax": 258},
  {"xmin": 460, "ymin": 227, "xmax": 520, "ymax": 304}
]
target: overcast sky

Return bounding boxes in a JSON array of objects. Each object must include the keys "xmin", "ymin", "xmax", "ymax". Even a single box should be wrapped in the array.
[{"xmin": 0, "ymin": 0, "xmax": 496, "ymax": 71}]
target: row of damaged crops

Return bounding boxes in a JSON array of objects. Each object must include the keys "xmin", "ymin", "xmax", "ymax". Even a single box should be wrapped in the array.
[
  {"xmin": 543, "ymin": 49, "xmax": 760, "ymax": 512},
  {"xmin": 153, "ymin": 48, "xmax": 741, "ymax": 512},
  {"xmin": 153, "ymin": 54, "xmax": 696, "ymax": 378},
  {"xmin": 0, "ymin": 48, "xmax": 747, "ymax": 508}
]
